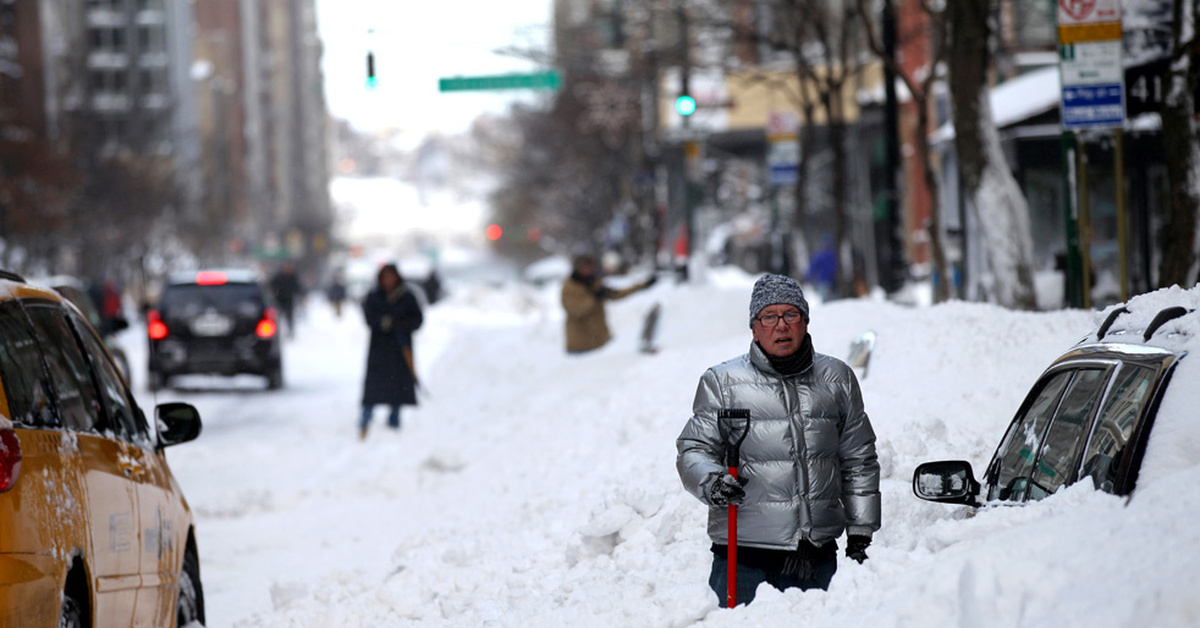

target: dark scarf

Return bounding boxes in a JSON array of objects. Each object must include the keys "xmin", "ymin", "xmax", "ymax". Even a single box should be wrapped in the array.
[{"xmin": 760, "ymin": 333, "xmax": 814, "ymax": 376}]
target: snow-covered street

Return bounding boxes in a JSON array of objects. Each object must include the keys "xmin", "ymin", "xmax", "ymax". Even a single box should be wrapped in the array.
[{"xmin": 119, "ymin": 269, "xmax": 1200, "ymax": 627}]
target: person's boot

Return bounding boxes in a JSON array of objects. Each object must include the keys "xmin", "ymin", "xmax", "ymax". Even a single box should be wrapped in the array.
[{"xmin": 359, "ymin": 425, "xmax": 368, "ymax": 441}]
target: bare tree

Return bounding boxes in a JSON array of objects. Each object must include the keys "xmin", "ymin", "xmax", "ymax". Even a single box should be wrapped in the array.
[
  {"xmin": 946, "ymin": 0, "xmax": 1037, "ymax": 309},
  {"xmin": 0, "ymin": 144, "xmax": 79, "ymax": 272},
  {"xmin": 858, "ymin": 0, "xmax": 952, "ymax": 302},
  {"xmin": 73, "ymin": 154, "xmax": 179, "ymax": 279},
  {"xmin": 1157, "ymin": 0, "xmax": 1200, "ymax": 287}
]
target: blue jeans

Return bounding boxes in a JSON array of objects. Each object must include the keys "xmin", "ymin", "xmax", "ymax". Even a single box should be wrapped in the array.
[
  {"xmin": 360, "ymin": 405, "xmax": 400, "ymax": 429},
  {"xmin": 708, "ymin": 552, "xmax": 837, "ymax": 606}
]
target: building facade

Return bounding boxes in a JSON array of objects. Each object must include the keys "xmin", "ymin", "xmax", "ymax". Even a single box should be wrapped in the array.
[{"xmin": 2, "ymin": 0, "xmax": 333, "ymax": 275}]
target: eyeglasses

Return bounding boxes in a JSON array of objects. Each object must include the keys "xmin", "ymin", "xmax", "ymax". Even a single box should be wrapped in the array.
[{"xmin": 755, "ymin": 311, "xmax": 804, "ymax": 327}]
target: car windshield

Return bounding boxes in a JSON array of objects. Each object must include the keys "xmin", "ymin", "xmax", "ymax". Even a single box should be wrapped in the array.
[{"xmin": 162, "ymin": 284, "xmax": 264, "ymax": 315}]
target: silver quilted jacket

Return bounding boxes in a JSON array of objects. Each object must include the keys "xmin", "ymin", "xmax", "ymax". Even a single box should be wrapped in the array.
[{"xmin": 676, "ymin": 341, "xmax": 881, "ymax": 549}]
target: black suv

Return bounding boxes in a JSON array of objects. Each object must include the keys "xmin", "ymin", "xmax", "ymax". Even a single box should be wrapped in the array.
[
  {"xmin": 914, "ymin": 290, "xmax": 1195, "ymax": 506},
  {"xmin": 147, "ymin": 269, "xmax": 284, "ymax": 390}
]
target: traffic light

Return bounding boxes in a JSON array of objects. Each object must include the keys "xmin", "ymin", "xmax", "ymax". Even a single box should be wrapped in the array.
[
  {"xmin": 675, "ymin": 94, "xmax": 696, "ymax": 117},
  {"xmin": 366, "ymin": 51, "xmax": 377, "ymax": 90}
]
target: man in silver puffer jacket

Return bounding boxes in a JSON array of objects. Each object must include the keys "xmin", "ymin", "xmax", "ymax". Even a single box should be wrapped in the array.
[{"xmin": 677, "ymin": 274, "xmax": 881, "ymax": 605}]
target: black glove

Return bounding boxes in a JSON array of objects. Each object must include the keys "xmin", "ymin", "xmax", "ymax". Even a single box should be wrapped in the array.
[
  {"xmin": 705, "ymin": 473, "xmax": 749, "ymax": 507},
  {"xmin": 845, "ymin": 535, "xmax": 871, "ymax": 563},
  {"xmin": 594, "ymin": 286, "xmax": 612, "ymax": 300},
  {"xmin": 643, "ymin": 275, "xmax": 658, "ymax": 289}
]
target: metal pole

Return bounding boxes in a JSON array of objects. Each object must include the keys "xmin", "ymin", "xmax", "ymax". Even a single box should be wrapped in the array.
[
  {"xmin": 1114, "ymin": 127, "xmax": 1128, "ymax": 302},
  {"xmin": 1061, "ymin": 131, "xmax": 1083, "ymax": 308},
  {"xmin": 1079, "ymin": 138, "xmax": 1092, "ymax": 309},
  {"xmin": 678, "ymin": 4, "xmax": 694, "ymax": 280}
]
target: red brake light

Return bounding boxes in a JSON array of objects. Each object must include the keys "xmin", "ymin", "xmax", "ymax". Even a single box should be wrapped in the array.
[
  {"xmin": 256, "ymin": 309, "xmax": 277, "ymax": 338},
  {"xmin": 147, "ymin": 309, "xmax": 169, "ymax": 340},
  {"xmin": 0, "ymin": 429, "xmax": 22, "ymax": 493},
  {"xmin": 195, "ymin": 271, "xmax": 228, "ymax": 286}
]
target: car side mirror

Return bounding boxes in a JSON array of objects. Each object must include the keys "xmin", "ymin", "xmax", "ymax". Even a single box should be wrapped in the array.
[
  {"xmin": 157, "ymin": 402, "xmax": 202, "ymax": 447},
  {"xmin": 913, "ymin": 460, "xmax": 981, "ymax": 506}
]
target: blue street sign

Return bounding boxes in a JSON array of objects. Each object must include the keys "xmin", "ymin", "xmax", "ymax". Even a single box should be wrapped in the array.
[
  {"xmin": 769, "ymin": 164, "xmax": 798, "ymax": 187},
  {"xmin": 1062, "ymin": 83, "xmax": 1124, "ymax": 129}
]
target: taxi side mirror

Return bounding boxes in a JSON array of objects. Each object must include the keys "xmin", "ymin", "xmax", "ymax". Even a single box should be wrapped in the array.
[{"xmin": 157, "ymin": 402, "xmax": 202, "ymax": 447}]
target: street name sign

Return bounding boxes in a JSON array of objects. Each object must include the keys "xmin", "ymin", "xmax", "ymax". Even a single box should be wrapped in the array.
[{"xmin": 438, "ymin": 71, "xmax": 561, "ymax": 92}]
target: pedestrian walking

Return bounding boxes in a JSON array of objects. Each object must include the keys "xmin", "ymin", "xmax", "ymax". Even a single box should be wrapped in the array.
[
  {"xmin": 561, "ymin": 254, "xmax": 655, "ymax": 354},
  {"xmin": 327, "ymin": 270, "xmax": 348, "ymax": 318},
  {"xmin": 807, "ymin": 234, "xmax": 838, "ymax": 302},
  {"xmin": 676, "ymin": 273, "xmax": 881, "ymax": 606},
  {"xmin": 270, "ymin": 262, "xmax": 302, "ymax": 338},
  {"xmin": 359, "ymin": 263, "xmax": 423, "ymax": 440}
]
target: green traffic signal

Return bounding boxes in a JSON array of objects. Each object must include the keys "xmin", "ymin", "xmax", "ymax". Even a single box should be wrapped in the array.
[{"xmin": 675, "ymin": 94, "xmax": 696, "ymax": 116}]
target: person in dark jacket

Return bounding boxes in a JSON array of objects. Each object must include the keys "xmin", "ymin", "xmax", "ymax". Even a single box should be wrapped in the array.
[
  {"xmin": 270, "ymin": 262, "xmax": 303, "ymax": 338},
  {"xmin": 359, "ymin": 264, "xmax": 423, "ymax": 440},
  {"xmin": 676, "ymin": 273, "xmax": 881, "ymax": 606},
  {"xmin": 561, "ymin": 254, "xmax": 655, "ymax": 354},
  {"xmin": 327, "ymin": 270, "xmax": 348, "ymax": 318}
]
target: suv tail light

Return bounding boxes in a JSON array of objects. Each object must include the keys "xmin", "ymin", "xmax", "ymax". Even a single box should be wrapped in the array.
[
  {"xmin": 0, "ymin": 428, "xmax": 22, "ymax": 493},
  {"xmin": 256, "ymin": 307, "xmax": 278, "ymax": 339},
  {"xmin": 148, "ymin": 309, "xmax": 169, "ymax": 340}
]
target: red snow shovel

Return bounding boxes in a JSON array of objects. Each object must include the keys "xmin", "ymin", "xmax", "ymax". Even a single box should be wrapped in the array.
[{"xmin": 718, "ymin": 409, "xmax": 751, "ymax": 608}]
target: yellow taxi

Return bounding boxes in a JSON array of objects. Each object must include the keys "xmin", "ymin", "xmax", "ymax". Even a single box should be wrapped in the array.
[{"xmin": 0, "ymin": 270, "xmax": 204, "ymax": 627}]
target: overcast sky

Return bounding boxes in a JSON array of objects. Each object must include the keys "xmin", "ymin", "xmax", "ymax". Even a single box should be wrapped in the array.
[{"xmin": 315, "ymin": 0, "xmax": 552, "ymax": 136}]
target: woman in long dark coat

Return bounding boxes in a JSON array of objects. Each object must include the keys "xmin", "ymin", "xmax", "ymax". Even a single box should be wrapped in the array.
[{"xmin": 359, "ymin": 264, "xmax": 423, "ymax": 439}]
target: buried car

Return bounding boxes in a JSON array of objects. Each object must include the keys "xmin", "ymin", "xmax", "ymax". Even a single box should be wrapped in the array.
[
  {"xmin": 914, "ymin": 286, "xmax": 1200, "ymax": 506},
  {"xmin": 0, "ymin": 270, "xmax": 205, "ymax": 627}
]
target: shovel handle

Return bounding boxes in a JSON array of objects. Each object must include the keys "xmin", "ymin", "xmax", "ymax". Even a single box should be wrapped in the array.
[
  {"xmin": 727, "ymin": 465, "xmax": 739, "ymax": 608},
  {"xmin": 718, "ymin": 409, "xmax": 750, "ymax": 608}
]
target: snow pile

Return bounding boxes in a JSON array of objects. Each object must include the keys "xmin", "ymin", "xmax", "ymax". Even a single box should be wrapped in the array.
[{"xmin": 148, "ymin": 272, "xmax": 1200, "ymax": 628}]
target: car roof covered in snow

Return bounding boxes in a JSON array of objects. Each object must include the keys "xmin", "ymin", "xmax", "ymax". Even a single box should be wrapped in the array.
[
  {"xmin": 1082, "ymin": 285, "xmax": 1200, "ymax": 354},
  {"xmin": 1074, "ymin": 285, "xmax": 1200, "ymax": 489}
]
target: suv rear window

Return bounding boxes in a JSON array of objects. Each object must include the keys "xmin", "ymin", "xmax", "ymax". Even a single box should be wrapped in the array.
[{"xmin": 162, "ymin": 283, "xmax": 265, "ymax": 315}]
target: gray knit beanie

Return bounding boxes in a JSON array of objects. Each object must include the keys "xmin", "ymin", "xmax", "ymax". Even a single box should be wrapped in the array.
[{"xmin": 749, "ymin": 274, "xmax": 810, "ymax": 327}]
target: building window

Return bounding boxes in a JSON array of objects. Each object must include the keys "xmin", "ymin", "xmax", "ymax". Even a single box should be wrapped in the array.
[
  {"xmin": 112, "ymin": 27, "xmax": 127, "ymax": 52},
  {"xmin": 88, "ymin": 26, "xmax": 131, "ymax": 52},
  {"xmin": 139, "ymin": 67, "xmax": 164, "ymax": 93}
]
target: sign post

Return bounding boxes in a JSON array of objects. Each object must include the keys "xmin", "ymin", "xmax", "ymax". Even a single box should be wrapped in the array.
[
  {"xmin": 1057, "ymin": 0, "xmax": 1124, "ymax": 308},
  {"xmin": 765, "ymin": 111, "xmax": 799, "ymax": 274}
]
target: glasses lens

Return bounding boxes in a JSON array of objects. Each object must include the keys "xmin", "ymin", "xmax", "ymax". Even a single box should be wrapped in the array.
[{"xmin": 759, "ymin": 312, "xmax": 801, "ymax": 326}]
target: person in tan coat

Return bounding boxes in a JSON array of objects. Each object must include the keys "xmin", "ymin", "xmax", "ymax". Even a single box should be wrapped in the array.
[{"xmin": 561, "ymin": 254, "xmax": 656, "ymax": 354}]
